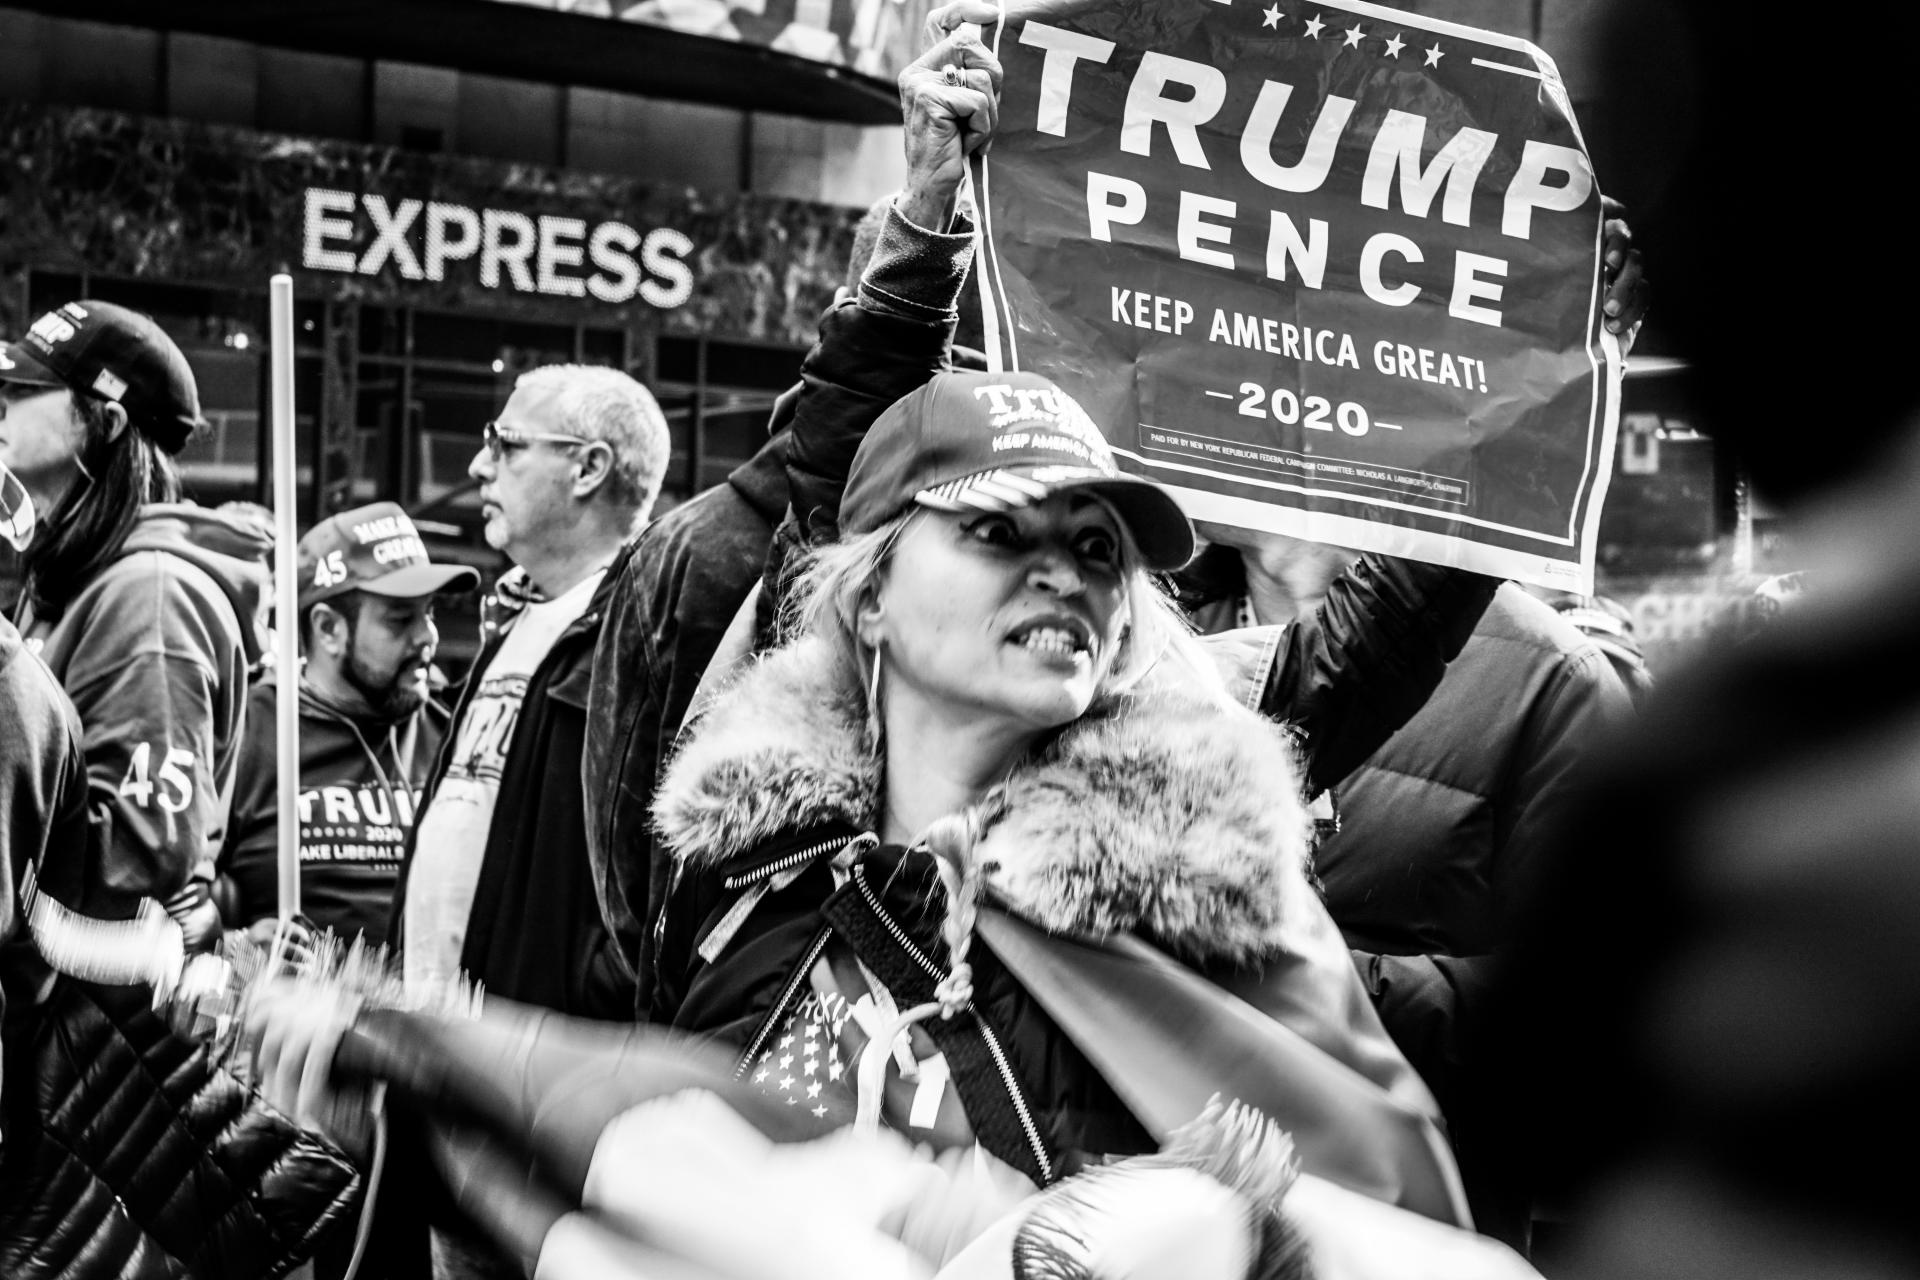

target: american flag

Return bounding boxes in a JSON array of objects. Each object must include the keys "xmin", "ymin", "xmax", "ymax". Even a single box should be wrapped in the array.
[{"xmin": 747, "ymin": 990, "xmax": 859, "ymax": 1128}]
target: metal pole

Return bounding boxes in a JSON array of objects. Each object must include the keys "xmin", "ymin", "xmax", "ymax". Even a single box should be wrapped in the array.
[{"xmin": 270, "ymin": 275, "xmax": 301, "ymax": 922}]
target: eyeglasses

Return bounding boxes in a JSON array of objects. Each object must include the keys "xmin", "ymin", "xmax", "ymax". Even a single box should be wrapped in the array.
[{"xmin": 481, "ymin": 419, "xmax": 592, "ymax": 461}]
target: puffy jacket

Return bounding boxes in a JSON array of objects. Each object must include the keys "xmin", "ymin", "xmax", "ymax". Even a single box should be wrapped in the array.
[
  {"xmin": 391, "ymin": 567, "xmax": 632, "ymax": 1019},
  {"xmin": 651, "ymin": 634, "xmax": 1457, "ymax": 1216},
  {"xmin": 15, "ymin": 504, "xmax": 267, "ymax": 919},
  {"xmin": 1322, "ymin": 587, "xmax": 1629, "ymax": 1067},
  {"xmin": 0, "ymin": 979, "xmax": 360, "ymax": 1279},
  {"xmin": 218, "ymin": 679, "xmax": 449, "ymax": 945},
  {"xmin": 1194, "ymin": 570, "xmax": 1629, "ymax": 1244},
  {"xmin": 1, "ymin": 619, "xmax": 359, "ymax": 1280}
]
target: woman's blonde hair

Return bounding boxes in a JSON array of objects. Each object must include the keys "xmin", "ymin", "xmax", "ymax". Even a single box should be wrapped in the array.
[
  {"xmin": 786, "ymin": 501, "xmax": 1201, "ymax": 718},
  {"xmin": 786, "ymin": 500, "xmax": 1231, "ymax": 1008}
]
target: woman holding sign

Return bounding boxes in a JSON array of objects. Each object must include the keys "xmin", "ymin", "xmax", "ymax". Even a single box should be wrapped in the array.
[{"xmin": 246, "ymin": 362, "xmax": 1479, "ymax": 1252}]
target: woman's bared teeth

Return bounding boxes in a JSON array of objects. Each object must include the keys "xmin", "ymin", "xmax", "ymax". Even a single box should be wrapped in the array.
[{"xmin": 1015, "ymin": 627, "xmax": 1084, "ymax": 656}]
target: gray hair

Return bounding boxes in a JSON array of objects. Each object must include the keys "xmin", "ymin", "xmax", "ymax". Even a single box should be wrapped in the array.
[{"xmin": 515, "ymin": 364, "xmax": 670, "ymax": 520}]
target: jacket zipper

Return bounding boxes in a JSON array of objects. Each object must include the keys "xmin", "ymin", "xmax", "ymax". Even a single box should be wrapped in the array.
[
  {"xmin": 850, "ymin": 864, "xmax": 1052, "ymax": 1180},
  {"xmin": 723, "ymin": 832, "xmax": 868, "ymax": 891},
  {"xmin": 734, "ymin": 924, "xmax": 833, "ymax": 1079}
]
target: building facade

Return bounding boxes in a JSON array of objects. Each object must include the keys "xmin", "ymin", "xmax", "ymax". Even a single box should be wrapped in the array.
[
  {"xmin": 0, "ymin": 0, "xmax": 1775, "ymax": 675},
  {"xmin": 0, "ymin": 0, "xmax": 913, "ymax": 663}
]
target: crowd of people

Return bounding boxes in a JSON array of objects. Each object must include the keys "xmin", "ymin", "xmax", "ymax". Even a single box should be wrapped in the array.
[{"xmin": 4, "ymin": 0, "xmax": 1906, "ymax": 1277}]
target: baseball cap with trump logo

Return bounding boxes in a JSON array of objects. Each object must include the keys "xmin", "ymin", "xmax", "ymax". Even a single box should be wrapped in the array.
[
  {"xmin": 297, "ymin": 501, "xmax": 479, "ymax": 612},
  {"xmin": 841, "ymin": 370, "xmax": 1195, "ymax": 570},
  {"xmin": 0, "ymin": 301, "xmax": 206, "ymax": 454}
]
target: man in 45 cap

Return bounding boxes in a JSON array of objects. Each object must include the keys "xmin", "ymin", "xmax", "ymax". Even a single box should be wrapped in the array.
[{"xmin": 215, "ymin": 502, "xmax": 478, "ymax": 945}]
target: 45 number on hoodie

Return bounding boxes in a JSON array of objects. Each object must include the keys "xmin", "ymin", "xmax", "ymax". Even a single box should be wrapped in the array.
[{"xmin": 119, "ymin": 743, "xmax": 196, "ymax": 814}]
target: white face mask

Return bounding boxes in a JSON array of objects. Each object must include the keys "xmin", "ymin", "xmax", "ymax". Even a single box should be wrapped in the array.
[{"xmin": 0, "ymin": 459, "xmax": 35, "ymax": 551}]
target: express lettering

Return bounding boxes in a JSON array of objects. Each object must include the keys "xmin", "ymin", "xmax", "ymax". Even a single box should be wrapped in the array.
[{"xmin": 302, "ymin": 189, "xmax": 695, "ymax": 310}]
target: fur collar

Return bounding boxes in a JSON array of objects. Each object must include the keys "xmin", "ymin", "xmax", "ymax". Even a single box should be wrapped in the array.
[{"xmin": 654, "ymin": 637, "xmax": 1314, "ymax": 966}]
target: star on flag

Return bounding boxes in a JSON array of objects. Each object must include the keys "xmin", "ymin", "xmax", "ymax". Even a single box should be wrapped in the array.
[
  {"xmin": 1343, "ymin": 24, "xmax": 1364, "ymax": 47},
  {"xmin": 1303, "ymin": 14, "xmax": 1325, "ymax": 37},
  {"xmin": 1384, "ymin": 33, "xmax": 1404, "ymax": 57},
  {"xmin": 1262, "ymin": 4, "xmax": 1282, "ymax": 28},
  {"xmin": 748, "ymin": 991, "xmax": 859, "ymax": 1128},
  {"xmin": 1425, "ymin": 42, "xmax": 1445, "ymax": 66}
]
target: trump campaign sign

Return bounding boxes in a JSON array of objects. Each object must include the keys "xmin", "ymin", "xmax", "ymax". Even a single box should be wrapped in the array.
[{"xmin": 973, "ymin": 0, "xmax": 1622, "ymax": 590}]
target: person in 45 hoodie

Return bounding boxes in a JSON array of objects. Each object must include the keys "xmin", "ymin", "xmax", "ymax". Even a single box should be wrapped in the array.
[
  {"xmin": 217, "ymin": 503, "xmax": 478, "ymax": 945},
  {"xmin": 0, "ymin": 300, "xmax": 268, "ymax": 961}
]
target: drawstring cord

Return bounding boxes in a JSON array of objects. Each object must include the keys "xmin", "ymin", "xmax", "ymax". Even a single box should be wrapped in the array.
[
  {"xmin": 854, "ymin": 811, "xmax": 984, "ymax": 1138},
  {"xmin": 301, "ymin": 684, "xmax": 413, "ymax": 835}
]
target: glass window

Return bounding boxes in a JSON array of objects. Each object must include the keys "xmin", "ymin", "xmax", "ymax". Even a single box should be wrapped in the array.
[
  {"xmin": 411, "ymin": 368, "xmax": 501, "ymax": 511},
  {"xmin": 653, "ymin": 334, "xmax": 804, "ymax": 502}
]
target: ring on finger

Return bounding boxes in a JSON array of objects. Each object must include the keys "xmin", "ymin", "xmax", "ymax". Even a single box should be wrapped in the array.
[{"xmin": 942, "ymin": 63, "xmax": 962, "ymax": 86}]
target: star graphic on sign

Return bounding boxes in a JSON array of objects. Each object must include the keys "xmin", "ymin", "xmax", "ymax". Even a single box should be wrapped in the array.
[
  {"xmin": 1303, "ymin": 14, "xmax": 1325, "ymax": 37},
  {"xmin": 1261, "ymin": 3, "xmax": 1282, "ymax": 27},
  {"xmin": 1343, "ymin": 24, "xmax": 1364, "ymax": 47},
  {"xmin": 1384, "ymin": 33, "xmax": 1404, "ymax": 57},
  {"xmin": 1425, "ymin": 42, "xmax": 1444, "ymax": 66}
]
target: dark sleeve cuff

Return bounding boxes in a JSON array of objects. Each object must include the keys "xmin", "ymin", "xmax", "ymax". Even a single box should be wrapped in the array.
[{"xmin": 857, "ymin": 201, "xmax": 976, "ymax": 324}]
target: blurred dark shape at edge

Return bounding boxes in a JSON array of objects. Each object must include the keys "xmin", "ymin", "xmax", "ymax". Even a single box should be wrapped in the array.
[
  {"xmin": 1599, "ymin": 0, "xmax": 1920, "ymax": 509},
  {"xmin": 1485, "ymin": 1, "xmax": 1920, "ymax": 1272}
]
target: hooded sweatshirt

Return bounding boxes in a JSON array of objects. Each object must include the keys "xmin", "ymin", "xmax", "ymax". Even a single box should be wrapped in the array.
[
  {"xmin": 15, "ymin": 503, "xmax": 268, "ymax": 922},
  {"xmin": 219, "ymin": 678, "xmax": 447, "ymax": 945}
]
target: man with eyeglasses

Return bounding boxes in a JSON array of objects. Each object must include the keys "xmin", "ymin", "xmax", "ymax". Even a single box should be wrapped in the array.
[{"xmin": 394, "ymin": 364, "xmax": 667, "ymax": 1027}]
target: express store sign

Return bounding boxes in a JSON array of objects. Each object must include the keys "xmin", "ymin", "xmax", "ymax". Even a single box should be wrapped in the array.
[{"xmin": 301, "ymin": 188, "xmax": 694, "ymax": 309}]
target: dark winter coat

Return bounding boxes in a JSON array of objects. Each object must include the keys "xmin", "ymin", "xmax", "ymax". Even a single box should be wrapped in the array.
[
  {"xmin": 649, "ymin": 634, "xmax": 1444, "ymax": 1193},
  {"xmin": 391, "ymin": 567, "xmax": 631, "ymax": 1019},
  {"xmin": 1193, "ymin": 569, "xmax": 1629, "ymax": 1244},
  {"xmin": 1319, "ymin": 587, "xmax": 1629, "ymax": 1089},
  {"xmin": 584, "ymin": 433, "xmax": 789, "ymax": 998}
]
